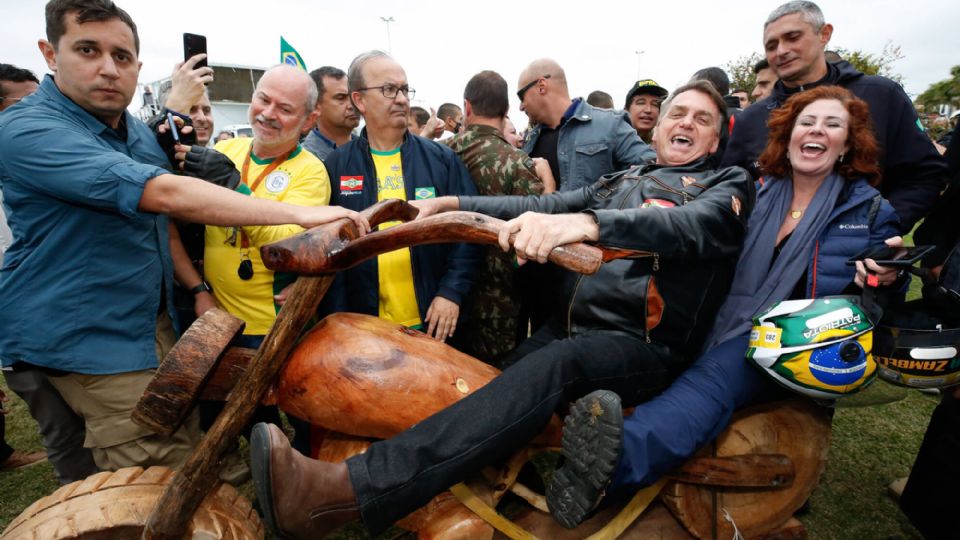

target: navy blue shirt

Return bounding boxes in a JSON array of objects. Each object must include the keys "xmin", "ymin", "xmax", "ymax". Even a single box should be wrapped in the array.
[{"xmin": 0, "ymin": 76, "xmax": 175, "ymax": 374}]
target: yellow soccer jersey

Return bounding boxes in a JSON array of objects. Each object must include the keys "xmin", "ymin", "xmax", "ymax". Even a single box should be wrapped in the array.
[
  {"xmin": 204, "ymin": 137, "xmax": 331, "ymax": 335},
  {"xmin": 371, "ymin": 148, "xmax": 421, "ymax": 327}
]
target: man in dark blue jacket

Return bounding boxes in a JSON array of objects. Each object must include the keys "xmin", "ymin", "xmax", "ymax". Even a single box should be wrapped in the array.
[
  {"xmin": 321, "ymin": 51, "xmax": 479, "ymax": 341},
  {"xmin": 722, "ymin": 0, "xmax": 946, "ymax": 233}
]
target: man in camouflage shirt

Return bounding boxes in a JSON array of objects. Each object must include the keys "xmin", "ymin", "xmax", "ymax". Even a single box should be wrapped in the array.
[{"xmin": 443, "ymin": 70, "xmax": 555, "ymax": 365}]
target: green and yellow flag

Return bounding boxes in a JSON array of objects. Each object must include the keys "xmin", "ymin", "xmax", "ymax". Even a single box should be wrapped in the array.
[{"xmin": 280, "ymin": 37, "xmax": 307, "ymax": 71}]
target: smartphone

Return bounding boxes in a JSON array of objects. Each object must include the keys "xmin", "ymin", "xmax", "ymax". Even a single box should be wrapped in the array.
[
  {"xmin": 183, "ymin": 33, "xmax": 207, "ymax": 69},
  {"xmin": 845, "ymin": 245, "xmax": 934, "ymax": 267},
  {"xmin": 165, "ymin": 112, "xmax": 180, "ymax": 143}
]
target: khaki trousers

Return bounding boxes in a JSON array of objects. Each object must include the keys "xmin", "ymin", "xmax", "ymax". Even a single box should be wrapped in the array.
[{"xmin": 48, "ymin": 312, "xmax": 201, "ymax": 471}]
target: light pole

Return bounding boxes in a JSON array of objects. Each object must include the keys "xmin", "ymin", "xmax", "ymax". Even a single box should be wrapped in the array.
[
  {"xmin": 635, "ymin": 50, "xmax": 645, "ymax": 80},
  {"xmin": 380, "ymin": 16, "xmax": 395, "ymax": 54}
]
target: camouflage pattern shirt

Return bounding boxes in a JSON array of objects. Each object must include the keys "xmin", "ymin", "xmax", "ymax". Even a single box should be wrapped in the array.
[{"xmin": 443, "ymin": 124, "xmax": 544, "ymax": 362}]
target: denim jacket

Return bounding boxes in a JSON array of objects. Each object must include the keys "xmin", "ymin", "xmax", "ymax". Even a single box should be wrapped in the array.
[{"xmin": 523, "ymin": 99, "xmax": 655, "ymax": 193}]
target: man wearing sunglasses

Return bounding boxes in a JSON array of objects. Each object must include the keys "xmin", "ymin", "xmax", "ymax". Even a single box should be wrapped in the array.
[
  {"xmin": 518, "ymin": 58, "xmax": 654, "ymax": 193},
  {"xmin": 320, "ymin": 50, "xmax": 480, "ymax": 344}
]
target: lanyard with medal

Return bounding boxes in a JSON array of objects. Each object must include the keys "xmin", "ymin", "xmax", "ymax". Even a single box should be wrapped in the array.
[{"xmin": 229, "ymin": 141, "xmax": 295, "ymax": 280}]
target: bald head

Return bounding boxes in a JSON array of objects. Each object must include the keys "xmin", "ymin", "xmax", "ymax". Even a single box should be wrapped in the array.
[
  {"xmin": 257, "ymin": 64, "xmax": 318, "ymax": 115},
  {"xmin": 518, "ymin": 58, "xmax": 572, "ymax": 128},
  {"xmin": 520, "ymin": 58, "xmax": 568, "ymax": 91},
  {"xmin": 248, "ymin": 64, "xmax": 319, "ymax": 154}
]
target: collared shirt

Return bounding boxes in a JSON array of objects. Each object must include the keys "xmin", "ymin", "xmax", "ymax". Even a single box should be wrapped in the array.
[
  {"xmin": 530, "ymin": 99, "xmax": 582, "ymax": 184},
  {"xmin": 302, "ymin": 128, "xmax": 356, "ymax": 162},
  {"xmin": 0, "ymin": 75, "xmax": 174, "ymax": 374}
]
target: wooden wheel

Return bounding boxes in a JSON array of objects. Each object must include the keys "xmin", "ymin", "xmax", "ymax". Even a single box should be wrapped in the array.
[
  {"xmin": 1, "ymin": 467, "xmax": 261, "ymax": 540},
  {"xmin": 662, "ymin": 399, "xmax": 831, "ymax": 539}
]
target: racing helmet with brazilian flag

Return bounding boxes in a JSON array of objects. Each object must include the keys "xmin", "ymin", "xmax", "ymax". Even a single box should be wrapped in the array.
[{"xmin": 747, "ymin": 296, "xmax": 877, "ymax": 401}]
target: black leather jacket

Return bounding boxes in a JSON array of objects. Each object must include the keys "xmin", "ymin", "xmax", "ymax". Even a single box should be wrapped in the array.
[{"xmin": 459, "ymin": 158, "xmax": 754, "ymax": 359}]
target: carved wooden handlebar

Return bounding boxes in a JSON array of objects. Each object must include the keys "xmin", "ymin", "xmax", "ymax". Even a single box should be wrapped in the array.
[{"xmin": 263, "ymin": 209, "xmax": 640, "ymax": 276}]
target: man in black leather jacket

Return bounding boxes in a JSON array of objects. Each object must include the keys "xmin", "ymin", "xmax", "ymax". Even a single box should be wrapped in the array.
[{"xmin": 249, "ymin": 81, "xmax": 754, "ymax": 540}]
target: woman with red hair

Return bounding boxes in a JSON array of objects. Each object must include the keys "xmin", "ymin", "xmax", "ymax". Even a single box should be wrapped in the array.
[{"xmin": 548, "ymin": 86, "xmax": 906, "ymax": 528}]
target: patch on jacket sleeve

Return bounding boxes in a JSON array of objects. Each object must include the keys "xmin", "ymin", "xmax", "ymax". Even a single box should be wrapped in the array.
[{"xmin": 731, "ymin": 195, "xmax": 742, "ymax": 216}]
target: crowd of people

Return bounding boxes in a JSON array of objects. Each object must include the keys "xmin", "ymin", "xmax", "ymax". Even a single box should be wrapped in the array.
[{"xmin": 0, "ymin": 0, "xmax": 957, "ymax": 539}]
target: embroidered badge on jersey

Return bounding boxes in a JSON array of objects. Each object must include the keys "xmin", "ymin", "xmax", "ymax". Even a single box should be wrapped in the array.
[
  {"xmin": 415, "ymin": 187, "xmax": 437, "ymax": 200},
  {"xmin": 264, "ymin": 171, "xmax": 291, "ymax": 193},
  {"xmin": 341, "ymin": 176, "xmax": 364, "ymax": 193}
]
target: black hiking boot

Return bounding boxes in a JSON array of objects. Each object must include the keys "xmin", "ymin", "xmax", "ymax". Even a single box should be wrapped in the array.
[{"xmin": 546, "ymin": 390, "xmax": 623, "ymax": 529}]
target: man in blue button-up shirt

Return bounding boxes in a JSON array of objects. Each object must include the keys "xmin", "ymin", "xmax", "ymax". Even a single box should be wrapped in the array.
[{"xmin": 0, "ymin": 0, "xmax": 366, "ymax": 473}]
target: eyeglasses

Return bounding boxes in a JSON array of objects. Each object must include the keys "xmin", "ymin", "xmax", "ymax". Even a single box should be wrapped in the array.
[
  {"xmin": 357, "ymin": 84, "xmax": 415, "ymax": 100},
  {"xmin": 517, "ymin": 74, "xmax": 551, "ymax": 102}
]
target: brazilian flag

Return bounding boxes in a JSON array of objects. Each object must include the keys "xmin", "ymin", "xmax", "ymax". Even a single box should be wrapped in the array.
[{"xmin": 280, "ymin": 37, "xmax": 307, "ymax": 71}]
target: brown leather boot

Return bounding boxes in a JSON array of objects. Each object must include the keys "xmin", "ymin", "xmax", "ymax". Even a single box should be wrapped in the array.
[{"xmin": 251, "ymin": 422, "xmax": 360, "ymax": 539}]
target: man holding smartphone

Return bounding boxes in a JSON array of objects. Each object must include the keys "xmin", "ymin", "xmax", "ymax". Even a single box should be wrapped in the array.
[
  {"xmin": 159, "ymin": 53, "xmax": 218, "ymax": 336},
  {"xmin": 164, "ymin": 54, "xmax": 215, "ymax": 147},
  {"xmin": 0, "ymin": 0, "xmax": 366, "ymax": 473}
]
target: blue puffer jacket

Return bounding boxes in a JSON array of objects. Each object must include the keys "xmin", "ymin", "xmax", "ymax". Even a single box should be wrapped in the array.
[
  {"xmin": 792, "ymin": 177, "xmax": 901, "ymax": 296},
  {"xmin": 523, "ymin": 99, "xmax": 655, "ymax": 192},
  {"xmin": 321, "ymin": 129, "xmax": 481, "ymax": 320}
]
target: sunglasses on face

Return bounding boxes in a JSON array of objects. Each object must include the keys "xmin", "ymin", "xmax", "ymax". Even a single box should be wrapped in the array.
[{"xmin": 517, "ymin": 74, "xmax": 551, "ymax": 102}]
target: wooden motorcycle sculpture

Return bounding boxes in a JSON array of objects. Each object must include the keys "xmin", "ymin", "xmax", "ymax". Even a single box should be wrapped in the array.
[{"xmin": 1, "ymin": 200, "xmax": 831, "ymax": 540}]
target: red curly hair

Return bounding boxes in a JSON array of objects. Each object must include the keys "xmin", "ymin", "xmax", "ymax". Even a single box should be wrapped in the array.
[{"xmin": 758, "ymin": 85, "xmax": 881, "ymax": 185}]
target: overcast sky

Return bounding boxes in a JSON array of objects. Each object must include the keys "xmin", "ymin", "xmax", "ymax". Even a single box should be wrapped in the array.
[{"xmin": 4, "ymin": 0, "xmax": 958, "ymax": 130}]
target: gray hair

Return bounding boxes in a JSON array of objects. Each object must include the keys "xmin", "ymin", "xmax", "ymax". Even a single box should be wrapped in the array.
[
  {"xmin": 347, "ymin": 50, "xmax": 392, "ymax": 93},
  {"xmin": 658, "ymin": 80, "xmax": 728, "ymax": 135},
  {"xmin": 765, "ymin": 1, "xmax": 825, "ymax": 31}
]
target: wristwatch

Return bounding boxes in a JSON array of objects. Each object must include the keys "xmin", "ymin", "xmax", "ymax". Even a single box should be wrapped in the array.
[{"xmin": 190, "ymin": 281, "xmax": 213, "ymax": 295}]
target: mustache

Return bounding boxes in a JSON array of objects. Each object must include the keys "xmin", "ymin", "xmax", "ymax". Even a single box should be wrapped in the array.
[{"xmin": 254, "ymin": 114, "xmax": 282, "ymax": 130}]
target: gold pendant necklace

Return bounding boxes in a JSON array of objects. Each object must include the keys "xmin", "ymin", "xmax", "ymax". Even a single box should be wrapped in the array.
[{"xmin": 790, "ymin": 209, "xmax": 804, "ymax": 219}]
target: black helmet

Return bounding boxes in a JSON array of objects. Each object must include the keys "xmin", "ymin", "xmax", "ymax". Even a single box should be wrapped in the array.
[{"xmin": 873, "ymin": 303, "xmax": 960, "ymax": 389}]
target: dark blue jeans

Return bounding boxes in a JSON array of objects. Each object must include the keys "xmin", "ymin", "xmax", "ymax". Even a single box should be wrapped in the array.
[
  {"xmin": 347, "ymin": 325, "xmax": 680, "ymax": 534},
  {"xmin": 611, "ymin": 334, "xmax": 787, "ymax": 489}
]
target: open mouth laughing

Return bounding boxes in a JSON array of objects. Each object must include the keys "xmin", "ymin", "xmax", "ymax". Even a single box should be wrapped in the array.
[{"xmin": 800, "ymin": 142, "xmax": 826, "ymax": 157}]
